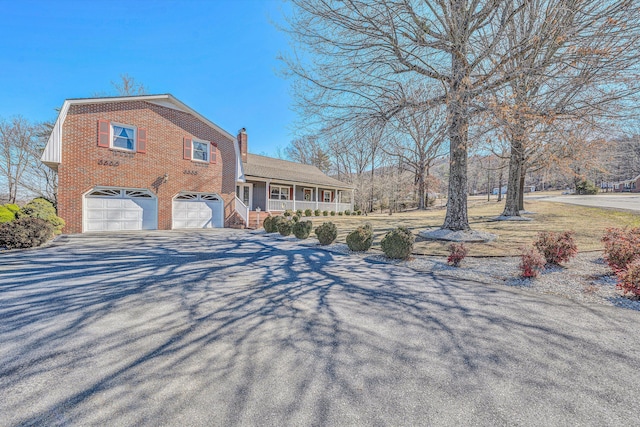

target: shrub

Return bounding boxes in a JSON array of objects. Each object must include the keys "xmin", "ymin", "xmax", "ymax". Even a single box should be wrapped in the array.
[
  {"xmin": 322, "ymin": 210, "xmax": 328, "ymax": 216},
  {"xmin": 330, "ymin": 211, "xmax": 335, "ymax": 216},
  {"xmin": 296, "ymin": 209, "xmax": 303, "ymax": 217},
  {"xmin": 264, "ymin": 215, "xmax": 284, "ymax": 233},
  {"xmin": 315, "ymin": 221, "xmax": 338, "ymax": 245},
  {"xmin": 5, "ymin": 204, "xmax": 20, "ymax": 214},
  {"xmin": 0, "ymin": 217, "xmax": 54, "ymax": 249},
  {"xmin": 314, "ymin": 209, "xmax": 321, "ymax": 216},
  {"xmin": 292, "ymin": 215, "xmax": 300, "ymax": 223},
  {"xmin": 18, "ymin": 198, "xmax": 65, "ymax": 234},
  {"xmin": 0, "ymin": 206, "xmax": 16, "ymax": 223},
  {"xmin": 519, "ymin": 246, "xmax": 547, "ymax": 278},
  {"xmin": 345, "ymin": 209, "xmax": 351, "ymax": 216},
  {"xmin": 284, "ymin": 209, "xmax": 293, "ymax": 217},
  {"xmin": 575, "ymin": 180, "xmax": 598, "ymax": 195},
  {"xmin": 447, "ymin": 243, "xmax": 468, "ymax": 267},
  {"xmin": 277, "ymin": 220, "xmax": 293, "ymax": 236},
  {"xmin": 381, "ymin": 227, "xmax": 414, "ymax": 259},
  {"xmin": 534, "ymin": 231, "xmax": 577, "ymax": 265},
  {"xmin": 602, "ymin": 227, "xmax": 640, "ymax": 272},
  {"xmin": 346, "ymin": 224, "xmax": 373, "ymax": 252},
  {"xmin": 338, "ymin": 211, "xmax": 343, "ymax": 216},
  {"xmin": 356, "ymin": 210, "xmax": 362, "ymax": 215},
  {"xmin": 293, "ymin": 220, "xmax": 313, "ymax": 239},
  {"xmin": 304, "ymin": 209, "xmax": 312, "ymax": 217},
  {"xmin": 616, "ymin": 258, "xmax": 640, "ymax": 297}
]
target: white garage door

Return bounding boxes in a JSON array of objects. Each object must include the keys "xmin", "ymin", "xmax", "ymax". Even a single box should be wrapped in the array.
[
  {"xmin": 172, "ymin": 193, "xmax": 224, "ymax": 229},
  {"xmin": 84, "ymin": 188, "xmax": 157, "ymax": 232}
]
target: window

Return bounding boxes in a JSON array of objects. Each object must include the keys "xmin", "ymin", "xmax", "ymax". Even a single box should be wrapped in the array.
[
  {"xmin": 112, "ymin": 124, "xmax": 136, "ymax": 151},
  {"xmin": 323, "ymin": 191, "xmax": 332, "ymax": 203},
  {"xmin": 192, "ymin": 139, "xmax": 209, "ymax": 162},
  {"xmin": 270, "ymin": 185, "xmax": 290, "ymax": 200}
]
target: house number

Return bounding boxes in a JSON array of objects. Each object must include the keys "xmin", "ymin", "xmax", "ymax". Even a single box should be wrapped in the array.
[
  {"xmin": 98, "ymin": 160, "xmax": 119, "ymax": 166},
  {"xmin": 183, "ymin": 170, "xmax": 198, "ymax": 175}
]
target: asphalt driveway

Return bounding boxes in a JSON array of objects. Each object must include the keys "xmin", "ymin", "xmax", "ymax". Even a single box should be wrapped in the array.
[
  {"xmin": 1, "ymin": 230, "xmax": 639, "ymax": 426},
  {"xmin": 532, "ymin": 193, "xmax": 640, "ymax": 213}
]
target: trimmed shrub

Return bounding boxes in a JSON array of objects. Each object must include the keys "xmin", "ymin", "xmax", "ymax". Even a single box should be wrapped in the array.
[
  {"xmin": 293, "ymin": 220, "xmax": 313, "ymax": 239},
  {"xmin": 296, "ymin": 209, "xmax": 303, "ymax": 217},
  {"xmin": 315, "ymin": 221, "xmax": 338, "ymax": 245},
  {"xmin": 292, "ymin": 215, "xmax": 300, "ymax": 223},
  {"xmin": 277, "ymin": 220, "xmax": 293, "ymax": 236},
  {"xmin": 356, "ymin": 210, "xmax": 362, "ymax": 215},
  {"xmin": 0, "ymin": 206, "xmax": 16, "ymax": 223},
  {"xmin": 447, "ymin": 243, "xmax": 468, "ymax": 267},
  {"xmin": 534, "ymin": 231, "xmax": 577, "ymax": 265},
  {"xmin": 338, "ymin": 211, "xmax": 343, "ymax": 216},
  {"xmin": 322, "ymin": 210, "xmax": 328, "ymax": 216},
  {"xmin": 381, "ymin": 227, "xmax": 414, "ymax": 259},
  {"xmin": 264, "ymin": 215, "xmax": 284, "ymax": 233},
  {"xmin": 284, "ymin": 209, "xmax": 293, "ymax": 217},
  {"xmin": 330, "ymin": 211, "xmax": 335, "ymax": 216},
  {"xmin": 0, "ymin": 217, "xmax": 54, "ymax": 249},
  {"xmin": 345, "ymin": 209, "xmax": 351, "ymax": 216},
  {"xmin": 5, "ymin": 204, "xmax": 20, "ymax": 214},
  {"xmin": 575, "ymin": 180, "xmax": 598, "ymax": 195},
  {"xmin": 18, "ymin": 198, "xmax": 65, "ymax": 234},
  {"xmin": 616, "ymin": 258, "xmax": 640, "ymax": 297},
  {"xmin": 304, "ymin": 209, "xmax": 312, "ymax": 217},
  {"xmin": 314, "ymin": 209, "xmax": 321, "ymax": 217},
  {"xmin": 519, "ymin": 246, "xmax": 546, "ymax": 278},
  {"xmin": 346, "ymin": 224, "xmax": 373, "ymax": 252},
  {"xmin": 262, "ymin": 215, "xmax": 273, "ymax": 232},
  {"xmin": 602, "ymin": 227, "xmax": 640, "ymax": 272}
]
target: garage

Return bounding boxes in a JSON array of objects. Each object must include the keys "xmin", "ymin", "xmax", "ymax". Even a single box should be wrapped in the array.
[
  {"xmin": 172, "ymin": 193, "xmax": 224, "ymax": 229},
  {"xmin": 84, "ymin": 188, "xmax": 158, "ymax": 232}
]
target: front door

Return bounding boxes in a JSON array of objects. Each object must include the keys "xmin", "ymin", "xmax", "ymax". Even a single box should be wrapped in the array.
[{"xmin": 236, "ymin": 184, "xmax": 253, "ymax": 209}]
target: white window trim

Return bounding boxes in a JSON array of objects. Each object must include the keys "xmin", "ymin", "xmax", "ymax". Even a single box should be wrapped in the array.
[
  {"xmin": 323, "ymin": 190, "xmax": 332, "ymax": 203},
  {"xmin": 270, "ymin": 185, "xmax": 291, "ymax": 200},
  {"xmin": 110, "ymin": 122, "xmax": 137, "ymax": 152},
  {"xmin": 191, "ymin": 138, "xmax": 210, "ymax": 163}
]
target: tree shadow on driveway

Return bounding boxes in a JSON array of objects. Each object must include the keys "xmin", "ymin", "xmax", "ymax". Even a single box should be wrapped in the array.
[{"xmin": 1, "ymin": 230, "xmax": 639, "ymax": 426}]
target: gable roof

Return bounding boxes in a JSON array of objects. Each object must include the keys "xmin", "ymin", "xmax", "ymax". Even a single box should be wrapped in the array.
[
  {"xmin": 244, "ymin": 153, "xmax": 353, "ymax": 189},
  {"xmin": 41, "ymin": 94, "xmax": 239, "ymax": 171}
]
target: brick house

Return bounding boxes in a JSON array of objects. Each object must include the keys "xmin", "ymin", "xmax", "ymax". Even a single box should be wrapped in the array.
[
  {"xmin": 612, "ymin": 175, "xmax": 640, "ymax": 193},
  {"xmin": 42, "ymin": 94, "xmax": 353, "ymax": 233}
]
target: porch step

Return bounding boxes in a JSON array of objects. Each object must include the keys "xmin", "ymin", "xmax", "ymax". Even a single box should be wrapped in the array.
[{"xmin": 248, "ymin": 211, "xmax": 271, "ymax": 229}]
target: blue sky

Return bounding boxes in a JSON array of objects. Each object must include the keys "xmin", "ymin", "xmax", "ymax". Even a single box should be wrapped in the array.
[{"xmin": 0, "ymin": 0, "xmax": 293, "ymax": 156}]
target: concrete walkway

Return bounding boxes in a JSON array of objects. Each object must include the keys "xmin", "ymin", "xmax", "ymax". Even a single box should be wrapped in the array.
[{"xmin": 1, "ymin": 230, "xmax": 639, "ymax": 426}]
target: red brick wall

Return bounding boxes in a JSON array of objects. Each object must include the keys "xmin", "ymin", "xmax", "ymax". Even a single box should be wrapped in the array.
[{"xmin": 58, "ymin": 100, "xmax": 237, "ymax": 233}]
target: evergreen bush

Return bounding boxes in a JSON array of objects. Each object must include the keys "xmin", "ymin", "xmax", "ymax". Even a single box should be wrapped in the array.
[
  {"xmin": 18, "ymin": 198, "xmax": 65, "ymax": 234},
  {"xmin": 293, "ymin": 220, "xmax": 313, "ymax": 239},
  {"xmin": 314, "ymin": 209, "xmax": 321, "ymax": 216},
  {"xmin": 346, "ymin": 224, "xmax": 373, "ymax": 252},
  {"xmin": 322, "ymin": 210, "xmax": 328, "ymax": 216},
  {"xmin": 277, "ymin": 220, "xmax": 293, "ymax": 236},
  {"xmin": 380, "ymin": 227, "xmax": 414, "ymax": 259},
  {"xmin": 330, "ymin": 211, "xmax": 335, "ymax": 216},
  {"xmin": 0, "ymin": 205, "xmax": 16, "ymax": 223},
  {"xmin": 315, "ymin": 221, "xmax": 338, "ymax": 245},
  {"xmin": 0, "ymin": 217, "xmax": 54, "ymax": 249},
  {"xmin": 304, "ymin": 209, "xmax": 313, "ymax": 217}
]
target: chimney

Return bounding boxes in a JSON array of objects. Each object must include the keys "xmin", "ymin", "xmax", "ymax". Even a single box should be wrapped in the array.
[{"xmin": 237, "ymin": 128, "xmax": 248, "ymax": 163}]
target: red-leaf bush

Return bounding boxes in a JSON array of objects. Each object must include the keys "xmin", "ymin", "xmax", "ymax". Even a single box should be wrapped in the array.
[
  {"xmin": 616, "ymin": 258, "xmax": 640, "ymax": 297},
  {"xmin": 519, "ymin": 246, "xmax": 547, "ymax": 278},
  {"xmin": 534, "ymin": 231, "xmax": 578, "ymax": 265},
  {"xmin": 447, "ymin": 242, "xmax": 468, "ymax": 267},
  {"xmin": 602, "ymin": 227, "xmax": 640, "ymax": 272}
]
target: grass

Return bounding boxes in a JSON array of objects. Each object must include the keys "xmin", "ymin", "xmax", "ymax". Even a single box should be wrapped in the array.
[{"xmin": 307, "ymin": 197, "xmax": 640, "ymax": 257}]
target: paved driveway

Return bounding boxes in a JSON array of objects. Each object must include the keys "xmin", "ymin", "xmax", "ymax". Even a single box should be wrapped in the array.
[
  {"xmin": 1, "ymin": 230, "xmax": 639, "ymax": 426},
  {"xmin": 532, "ymin": 193, "xmax": 640, "ymax": 213}
]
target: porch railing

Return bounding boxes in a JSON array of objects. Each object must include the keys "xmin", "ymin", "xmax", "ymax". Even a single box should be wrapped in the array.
[
  {"xmin": 267, "ymin": 199, "xmax": 352, "ymax": 213},
  {"xmin": 235, "ymin": 196, "xmax": 249, "ymax": 227}
]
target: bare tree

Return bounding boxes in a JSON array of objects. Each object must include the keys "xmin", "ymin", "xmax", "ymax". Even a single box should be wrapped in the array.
[
  {"xmin": 112, "ymin": 73, "xmax": 147, "ymax": 96},
  {"xmin": 285, "ymin": 134, "xmax": 332, "ymax": 173},
  {"xmin": 0, "ymin": 116, "xmax": 41, "ymax": 203}
]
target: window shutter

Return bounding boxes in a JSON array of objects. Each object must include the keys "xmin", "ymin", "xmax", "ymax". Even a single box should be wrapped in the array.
[
  {"xmin": 183, "ymin": 138, "xmax": 192, "ymax": 160},
  {"xmin": 137, "ymin": 128, "xmax": 147, "ymax": 153},
  {"xmin": 210, "ymin": 142, "xmax": 217, "ymax": 164},
  {"xmin": 290, "ymin": 188, "xmax": 294, "ymax": 200},
  {"xmin": 331, "ymin": 191, "xmax": 335, "ymax": 202},
  {"xmin": 97, "ymin": 119, "xmax": 110, "ymax": 148}
]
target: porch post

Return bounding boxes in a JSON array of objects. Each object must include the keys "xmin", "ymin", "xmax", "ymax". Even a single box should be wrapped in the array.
[
  {"xmin": 266, "ymin": 180, "xmax": 271, "ymax": 212},
  {"xmin": 315, "ymin": 186, "xmax": 319, "ymax": 210},
  {"xmin": 293, "ymin": 184, "xmax": 296, "ymax": 211},
  {"xmin": 335, "ymin": 189, "xmax": 338, "ymax": 212},
  {"xmin": 351, "ymin": 189, "xmax": 355, "ymax": 210}
]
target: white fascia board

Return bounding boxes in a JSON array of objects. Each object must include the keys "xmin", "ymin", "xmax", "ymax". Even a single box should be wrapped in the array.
[{"xmin": 41, "ymin": 100, "xmax": 71, "ymax": 169}]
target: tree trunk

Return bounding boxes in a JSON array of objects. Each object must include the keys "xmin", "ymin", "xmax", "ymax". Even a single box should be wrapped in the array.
[
  {"xmin": 425, "ymin": 164, "xmax": 431, "ymax": 209},
  {"xmin": 502, "ymin": 126, "xmax": 525, "ymax": 217},
  {"xmin": 442, "ymin": 46, "xmax": 470, "ymax": 231},
  {"xmin": 417, "ymin": 162, "xmax": 426, "ymax": 210},
  {"xmin": 518, "ymin": 166, "xmax": 526, "ymax": 212},
  {"xmin": 497, "ymin": 168, "xmax": 503, "ymax": 202}
]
